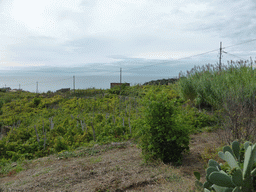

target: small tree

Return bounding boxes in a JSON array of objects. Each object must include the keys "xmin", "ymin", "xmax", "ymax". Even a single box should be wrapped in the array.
[{"xmin": 140, "ymin": 90, "xmax": 190, "ymax": 165}]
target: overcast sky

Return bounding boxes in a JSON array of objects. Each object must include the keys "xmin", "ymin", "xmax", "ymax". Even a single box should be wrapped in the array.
[{"xmin": 0, "ymin": 0, "xmax": 256, "ymax": 73}]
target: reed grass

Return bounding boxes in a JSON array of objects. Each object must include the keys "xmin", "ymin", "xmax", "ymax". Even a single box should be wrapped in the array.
[
  {"xmin": 178, "ymin": 60, "xmax": 256, "ymax": 109},
  {"xmin": 178, "ymin": 60, "xmax": 256, "ymax": 142}
]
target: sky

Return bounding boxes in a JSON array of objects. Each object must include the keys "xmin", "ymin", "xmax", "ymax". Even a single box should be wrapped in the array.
[{"xmin": 0, "ymin": 0, "xmax": 256, "ymax": 76}]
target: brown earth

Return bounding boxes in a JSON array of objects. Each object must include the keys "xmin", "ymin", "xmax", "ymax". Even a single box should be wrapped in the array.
[{"xmin": 0, "ymin": 130, "xmax": 224, "ymax": 192}]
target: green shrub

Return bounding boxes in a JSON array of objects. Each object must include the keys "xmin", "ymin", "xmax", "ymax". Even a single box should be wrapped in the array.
[
  {"xmin": 33, "ymin": 97, "xmax": 41, "ymax": 107},
  {"xmin": 53, "ymin": 136, "xmax": 68, "ymax": 152},
  {"xmin": 140, "ymin": 92, "xmax": 189, "ymax": 165},
  {"xmin": 180, "ymin": 105, "xmax": 217, "ymax": 133}
]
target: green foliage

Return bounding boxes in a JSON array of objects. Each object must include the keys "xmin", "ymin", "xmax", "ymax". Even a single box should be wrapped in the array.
[
  {"xmin": 143, "ymin": 78, "xmax": 178, "ymax": 86},
  {"xmin": 0, "ymin": 100, "xmax": 3, "ymax": 109},
  {"xmin": 195, "ymin": 141, "xmax": 256, "ymax": 191},
  {"xmin": 33, "ymin": 97, "xmax": 41, "ymax": 107},
  {"xmin": 0, "ymin": 84, "xmax": 212, "ymax": 164},
  {"xmin": 139, "ymin": 87, "xmax": 190, "ymax": 165},
  {"xmin": 179, "ymin": 105, "xmax": 217, "ymax": 133},
  {"xmin": 178, "ymin": 61, "xmax": 256, "ymax": 110},
  {"xmin": 0, "ymin": 100, "xmax": 3, "ymax": 115},
  {"xmin": 0, "ymin": 158, "xmax": 24, "ymax": 176},
  {"xmin": 108, "ymin": 83, "xmax": 132, "ymax": 96},
  {"xmin": 53, "ymin": 136, "xmax": 68, "ymax": 152},
  {"xmin": 178, "ymin": 61, "xmax": 256, "ymax": 142}
]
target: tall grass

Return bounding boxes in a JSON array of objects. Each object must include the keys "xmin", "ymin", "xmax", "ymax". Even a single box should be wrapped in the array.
[
  {"xmin": 178, "ymin": 60, "xmax": 256, "ymax": 143},
  {"xmin": 178, "ymin": 60, "xmax": 256, "ymax": 109}
]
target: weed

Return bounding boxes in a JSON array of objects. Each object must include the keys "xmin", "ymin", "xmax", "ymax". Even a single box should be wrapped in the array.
[
  {"xmin": 115, "ymin": 165, "xmax": 121, "ymax": 171},
  {"xmin": 90, "ymin": 157, "xmax": 102, "ymax": 164},
  {"xmin": 0, "ymin": 160, "xmax": 24, "ymax": 176},
  {"xmin": 200, "ymin": 145, "xmax": 223, "ymax": 167},
  {"xmin": 5, "ymin": 181, "xmax": 14, "ymax": 186},
  {"xmin": 165, "ymin": 174, "xmax": 182, "ymax": 183}
]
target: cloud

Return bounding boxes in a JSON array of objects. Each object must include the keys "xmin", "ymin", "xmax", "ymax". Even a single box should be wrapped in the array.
[
  {"xmin": 6, "ymin": 0, "xmax": 85, "ymax": 39},
  {"xmin": 192, "ymin": 0, "xmax": 256, "ymax": 40},
  {"xmin": 0, "ymin": 0, "xmax": 255, "ymax": 71}
]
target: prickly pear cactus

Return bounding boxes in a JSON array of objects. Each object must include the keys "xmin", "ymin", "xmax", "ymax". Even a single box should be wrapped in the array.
[{"xmin": 194, "ymin": 141, "xmax": 256, "ymax": 192}]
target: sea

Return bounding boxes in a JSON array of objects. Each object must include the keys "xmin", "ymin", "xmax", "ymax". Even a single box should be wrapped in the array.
[{"xmin": 0, "ymin": 59, "xmax": 214, "ymax": 93}]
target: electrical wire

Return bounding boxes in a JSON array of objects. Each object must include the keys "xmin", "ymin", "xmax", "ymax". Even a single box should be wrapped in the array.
[
  {"xmin": 126, "ymin": 38, "xmax": 256, "ymax": 72},
  {"xmin": 222, "ymin": 51, "xmax": 247, "ymax": 60},
  {"xmin": 224, "ymin": 39, "xmax": 256, "ymax": 49},
  {"xmin": 22, "ymin": 77, "xmax": 73, "ymax": 86},
  {"xmin": 124, "ymin": 49, "xmax": 220, "ymax": 72}
]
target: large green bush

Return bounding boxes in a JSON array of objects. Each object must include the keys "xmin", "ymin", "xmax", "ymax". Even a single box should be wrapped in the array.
[{"xmin": 139, "ymin": 88, "xmax": 190, "ymax": 164}]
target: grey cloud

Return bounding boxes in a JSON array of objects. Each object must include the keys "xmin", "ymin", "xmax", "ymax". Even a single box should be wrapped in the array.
[
  {"xmin": 192, "ymin": 0, "xmax": 256, "ymax": 41},
  {"xmin": 64, "ymin": 38, "xmax": 112, "ymax": 54},
  {"xmin": 2, "ymin": 0, "xmax": 256, "ymax": 71},
  {"xmin": 107, "ymin": 55, "xmax": 129, "ymax": 59},
  {"xmin": 7, "ymin": 36, "xmax": 73, "ymax": 64}
]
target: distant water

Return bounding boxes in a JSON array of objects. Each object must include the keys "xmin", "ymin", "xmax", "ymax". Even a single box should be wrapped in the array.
[
  {"xmin": 0, "ymin": 68, "xmax": 183, "ymax": 93},
  {"xmin": 0, "ymin": 50, "xmax": 239, "ymax": 92},
  {"xmin": 0, "ymin": 59, "xmax": 210, "ymax": 93},
  {"xmin": 0, "ymin": 74, "xmax": 178, "ymax": 93}
]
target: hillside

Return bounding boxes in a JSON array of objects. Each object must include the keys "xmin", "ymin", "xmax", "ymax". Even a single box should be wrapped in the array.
[
  {"xmin": 1, "ymin": 61, "xmax": 256, "ymax": 191},
  {"xmin": 0, "ymin": 131, "xmax": 223, "ymax": 192}
]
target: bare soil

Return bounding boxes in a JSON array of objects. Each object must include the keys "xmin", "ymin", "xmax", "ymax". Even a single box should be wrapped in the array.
[{"xmin": 0, "ymin": 130, "xmax": 224, "ymax": 192}]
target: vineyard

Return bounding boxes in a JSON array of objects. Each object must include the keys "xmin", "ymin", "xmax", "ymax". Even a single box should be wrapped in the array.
[
  {"xmin": 1, "ymin": 61, "xmax": 256, "ymax": 191},
  {"xmin": 0, "ymin": 81, "xmax": 214, "ymax": 163}
]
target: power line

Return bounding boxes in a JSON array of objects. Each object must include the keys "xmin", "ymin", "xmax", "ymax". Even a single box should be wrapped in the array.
[
  {"xmin": 28, "ymin": 38, "xmax": 256, "ymax": 80},
  {"xmin": 224, "ymin": 39, "xmax": 256, "ymax": 49},
  {"xmin": 40, "ymin": 77, "xmax": 73, "ymax": 85},
  {"xmin": 74, "ymin": 47, "xmax": 220, "ymax": 76},
  {"xmin": 123, "ymin": 48, "xmax": 220, "ymax": 72},
  {"xmin": 222, "ymin": 51, "xmax": 247, "ymax": 60},
  {"xmin": 60, "ymin": 38, "xmax": 256, "ymax": 76},
  {"xmin": 22, "ymin": 77, "xmax": 73, "ymax": 86}
]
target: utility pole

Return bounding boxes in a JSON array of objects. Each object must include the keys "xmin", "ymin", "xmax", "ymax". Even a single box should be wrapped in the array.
[
  {"xmin": 119, "ymin": 68, "xmax": 122, "ymax": 95},
  {"xmin": 36, "ymin": 81, "xmax": 38, "ymax": 94},
  {"xmin": 120, "ymin": 68, "xmax": 122, "ymax": 84},
  {"xmin": 73, "ymin": 75, "xmax": 75, "ymax": 94},
  {"xmin": 250, "ymin": 56, "xmax": 253, "ymax": 69},
  {"xmin": 219, "ymin": 42, "xmax": 222, "ymax": 71},
  {"xmin": 19, "ymin": 84, "xmax": 20, "ymax": 90}
]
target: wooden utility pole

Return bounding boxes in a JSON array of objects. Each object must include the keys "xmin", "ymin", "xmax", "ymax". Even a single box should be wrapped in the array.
[
  {"xmin": 219, "ymin": 42, "xmax": 222, "ymax": 71},
  {"xmin": 73, "ymin": 75, "xmax": 75, "ymax": 94},
  {"xmin": 120, "ymin": 68, "xmax": 122, "ymax": 84},
  {"xmin": 119, "ymin": 68, "xmax": 122, "ymax": 95},
  {"xmin": 36, "ymin": 81, "xmax": 38, "ymax": 93},
  {"xmin": 250, "ymin": 56, "xmax": 253, "ymax": 69}
]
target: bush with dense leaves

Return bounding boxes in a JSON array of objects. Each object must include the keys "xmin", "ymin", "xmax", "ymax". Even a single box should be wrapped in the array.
[{"xmin": 139, "ymin": 87, "xmax": 190, "ymax": 165}]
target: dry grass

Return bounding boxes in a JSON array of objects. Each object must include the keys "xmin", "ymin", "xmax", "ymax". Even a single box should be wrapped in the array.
[{"xmin": 0, "ymin": 130, "xmax": 224, "ymax": 192}]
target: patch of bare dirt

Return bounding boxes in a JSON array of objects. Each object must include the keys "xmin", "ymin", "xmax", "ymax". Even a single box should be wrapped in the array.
[
  {"xmin": 0, "ymin": 131, "xmax": 224, "ymax": 192},
  {"xmin": 181, "ymin": 130, "xmax": 224, "ymax": 180}
]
